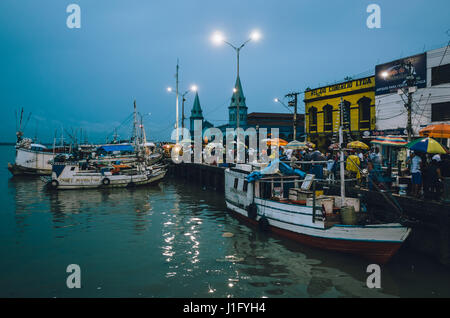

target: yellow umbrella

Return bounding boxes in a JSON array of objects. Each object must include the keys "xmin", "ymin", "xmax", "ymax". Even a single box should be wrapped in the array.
[{"xmin": 347, "ymin": 140, "xmax": 369, "ymax": 150}]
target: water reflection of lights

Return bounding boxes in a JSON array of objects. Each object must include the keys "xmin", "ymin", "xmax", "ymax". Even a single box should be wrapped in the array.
[
  {"xmin": 208, "ymin": 285, "xmax": 216, "ymax": 294},
  {"xmin": 161, "ymin": 201, "xmax": 202, "ymax": 277}
]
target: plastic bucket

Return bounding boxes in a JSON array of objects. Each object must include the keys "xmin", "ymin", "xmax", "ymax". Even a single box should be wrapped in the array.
[
  {"xmin": 399, "ymin": 184, "xmax": 407, "ymax": 196},
  {"xmin": 340, "ymin": 206, "xmax": 357, "ymax": 225}
]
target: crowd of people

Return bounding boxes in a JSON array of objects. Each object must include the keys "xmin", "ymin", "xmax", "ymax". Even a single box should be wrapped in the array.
[
  {"xmin": 406, "ymin": 151, "xmax": 450, "ymax": 200},
  {"xmin": 169, "ymin": 139, "xmax": 449, "ymax": 201},
  {"xmin": 280, "ymin": 145, "xmax": 449, "ymax": 201}
]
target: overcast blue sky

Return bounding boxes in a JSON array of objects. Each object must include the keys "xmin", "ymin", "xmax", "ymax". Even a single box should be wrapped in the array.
[{"xmin": 1, "ymin": 0, "xmax": 449, "ymax": 143}]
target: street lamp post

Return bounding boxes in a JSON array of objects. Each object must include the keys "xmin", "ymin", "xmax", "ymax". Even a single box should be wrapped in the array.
[
  {"xmin": 212, "ymin": 30, "xmax": 261, "ymax": 134},
  {"xmin": 181, "ymin": 85, "xmax": 198, "ymax": 130},
  {"xmin": 168, "ymin": 84, "xmax": 198, "ymax": 135}
]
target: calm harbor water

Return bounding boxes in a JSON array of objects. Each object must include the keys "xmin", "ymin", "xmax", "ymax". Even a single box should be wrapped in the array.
[{"xmin": 0, "ymin": 145, "xmax": 449, "ymax": 298}]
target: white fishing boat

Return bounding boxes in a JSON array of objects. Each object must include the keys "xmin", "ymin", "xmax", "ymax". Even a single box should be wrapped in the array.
[
  {"xmin": 224, "ymin": 99, "xmax": 411, "ymax": 263},
  {"xmin": 8, "ymin": 138, "xmax": 68, "ymax": 176},
  {"xmin": 7, "ymin": 108, "xmax": 71, "ymax": 176},
  {"xmin": 225, "ymin": 164, "xmax": 411, "ymax": 264},
  {"xmin": 46, "ymin": 162, "xmax": 166, "ymax": 190}
]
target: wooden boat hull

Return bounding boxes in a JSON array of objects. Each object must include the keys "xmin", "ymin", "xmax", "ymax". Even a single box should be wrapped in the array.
[
  {"xmin": 8, "ymin": 162, "xmax": 51, "ymax": 176},
  {"xmin": 226, "ymin": 201, "xmax": 406, "ymax": 264}
]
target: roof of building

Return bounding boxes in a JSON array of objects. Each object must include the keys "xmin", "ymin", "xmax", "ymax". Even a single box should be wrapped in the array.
[
  {"xmin": 230, "ymin": 76, "xmax": 247, "ymax": 108},
  {"xmin": 190, "ymin": 92, "xmax": 203, "ymax": 119},
  {"xmin": 248, "ymin": 112, "xmax": 305, "ymax": 119}
]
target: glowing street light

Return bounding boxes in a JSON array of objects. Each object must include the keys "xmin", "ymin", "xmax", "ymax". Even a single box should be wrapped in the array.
[
  {"xmin": 211, "ymin": 29, "xmax": 262, "ymax": 134},
  {"xmin": 169, "ymin": 84, "xmax": 199, "ymax": 130},
  {"xmin": 211, "ymin": 31, "xmax": 225, "ymax": 45},
  {"xmin": 250, "ymin": 30, "xmax": 262, "ymax": 41}
]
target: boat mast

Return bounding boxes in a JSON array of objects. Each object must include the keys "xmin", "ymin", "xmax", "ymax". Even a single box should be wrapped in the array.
[
  {"xmin": 133, "ymin": 100, "xmax": 139, "ymax": 153},
  {"xmin": 339, "ymin": 97, "xmax": 345, "ymax": 201}
]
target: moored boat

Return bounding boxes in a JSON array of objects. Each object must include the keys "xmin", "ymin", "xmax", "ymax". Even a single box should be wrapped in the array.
[
  {"xmin": 8, "ymin": 138, "xmax": 69, "ymax": 176},
  {"xmin": 224, "ymin": 163, "xmax": 411, "ymax": 264},
  {"xmin": 45, "ymin": 161, "xmax": 167, "ymax": 190}
]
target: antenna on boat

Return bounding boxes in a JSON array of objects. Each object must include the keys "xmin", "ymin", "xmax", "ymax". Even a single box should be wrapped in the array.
[
  {"xmin": 133, "ymin": 100, "xmax": 140, "ymax": 153},
  {"xmin": 339, "ymin": 97, "xmax": 345, "ymax": 202}
]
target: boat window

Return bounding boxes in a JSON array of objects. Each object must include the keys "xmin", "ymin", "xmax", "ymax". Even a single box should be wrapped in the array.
[
  {"xmin": 71, "ymin": 167, "xmax": 76, "ymax": 171},
  {"xmin": 234, "ymin": 178, "xmax": 238, "ymax": 189},
  {"xmin": 260, "ymin": 182, "xmax": 272, "ymax": 199},
  {"xmin": 243, "ymin": 180, "xmax": 248, "ymax": 192}
]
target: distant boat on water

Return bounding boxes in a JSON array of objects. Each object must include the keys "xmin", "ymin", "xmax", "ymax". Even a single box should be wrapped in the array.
[
  {"xmin": 8, "ymin": 138, "xmax": 68, "ymax": 176},
  {"xmin": 7, "ymin": 108, "xmax": 70, "ymax": 176}
]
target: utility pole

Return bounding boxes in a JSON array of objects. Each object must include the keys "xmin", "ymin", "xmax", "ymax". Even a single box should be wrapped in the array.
[
  {"xmin": 285, "ymin": 92, "xmax": 300, "ymax": 141},
  {"xmin": 181, "ymin": 95, "xmax": 186, "ymax": 130},
  {"xmin": 403, "ymin": 60, "xmax": 416, "ymax": 143},
  {"xmin": 176, "ymin": 60, "xmax": 180, "ymax": 144}
]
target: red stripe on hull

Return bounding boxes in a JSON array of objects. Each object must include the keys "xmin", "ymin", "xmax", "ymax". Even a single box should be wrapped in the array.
[{"xmin": 228, "ymin": 209, "xmax": 402, "ymax": 264}]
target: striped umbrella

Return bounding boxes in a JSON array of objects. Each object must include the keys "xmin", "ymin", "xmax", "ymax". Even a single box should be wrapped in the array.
[
  {"xmin": 419, "ymin": 123, "xmax": 450, "ymax": 138},
  {"xmin": 406, "ymin": 137, "xmax": 448, "ymax": 154},
  {"xmin": 284, "ymin": 140, "xmax": 305, "ymax": 149},
  {"xmin": 292, "ymin": 141, "xmax": 316, "ymax": 149},
  {"xmin": 370, "ymin": 135, "xmax": 407, "ymax": 147},
  {"xmin": 347, "ymin": 140, "xmax": 369, "ymax": 150}
]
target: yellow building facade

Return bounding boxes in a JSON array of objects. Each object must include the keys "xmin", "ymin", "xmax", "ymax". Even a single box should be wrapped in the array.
[{"xmin": 304, "ymin": 76, "xmax": 375, "ymax": 151}]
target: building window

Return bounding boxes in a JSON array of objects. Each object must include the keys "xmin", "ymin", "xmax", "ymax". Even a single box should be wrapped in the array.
[
  {"xmin": 243, "ymin": 180, "xmax": 248, "ymax": 192},
  {"xmin": 431, "ymin": 102, "xmax": 450, "ymax": 122},
  {"xmin": 342, "ymin": 100, "xmax": 351, "ymax": 129},
  {"xmin": 323, "ymin": 104, "xmax": 333, "ymax": 132},
  {"xmin": 234, "ymin": 178, "xmax": 239, "ymax": 189},
  {"xmin": 309, "ymin": 106, "xmax": 317, "ymax": 132},
  {"xmin": 432, "ymin": 64, "xmax": 450, "ymax": 86},
  {"xmin": 358, "ymin": 96, "xmax": 371, "ymax": 130}
]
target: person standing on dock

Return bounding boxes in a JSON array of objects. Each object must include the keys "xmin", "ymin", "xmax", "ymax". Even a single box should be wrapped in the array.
[
  {"xmin": 423, "ymin": 156, "xmax": 442, "ymax": 201},
  {"xmin": 368, "ymin": 147, "xmax": 382, "ymax": 190},
  {"xmin": 407, "ymin": 151, "xmax": 422, "ymax": 198}
]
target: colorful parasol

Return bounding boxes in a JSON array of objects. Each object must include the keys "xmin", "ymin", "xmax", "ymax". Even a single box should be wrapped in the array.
[
  {"xmin": 328, "ymin": 143, "xmax": 340, "ymax": 150},
  {"xmin": 406, "ymin": 137, "xmax": 448, "ymax": 154},
  {"xmin": 347, "ymin": 140, "xmax": 369, "ymax": 150},
  {"xmin": 370, "ymin": 135, "xmax": 407, "ymax": 147},
  {"xmin": 284, "ymin": 140, "xmax": 305, "ymax": 150},
  {"xmin": 419, "ymin": 123, "xmax": 450, "ymax": 139},
  {"xmin": 290, "ymin": 141, "xmax": 316, "ymax": 149},
  {"xmin": 264, "ymin": 138, "xmax": 288, "ymax": 146}
]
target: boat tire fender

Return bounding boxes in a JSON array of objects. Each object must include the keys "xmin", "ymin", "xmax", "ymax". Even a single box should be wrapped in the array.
[
  {"xmin": 102, "ymin": 178, "xmax": 110, "ymax": 186},
  {"xmin": 258, "ymin": 216, "xmax": 270, "ymax": 232},
  {"xmin": 50, "ymin": 180, "xmax": 59, "ymax": 189},
  {"xmin": 247, "ymin": 203, "xmax": 257, "ymax": 220}
]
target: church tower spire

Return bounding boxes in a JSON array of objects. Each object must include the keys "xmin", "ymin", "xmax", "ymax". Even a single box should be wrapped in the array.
[
  {"xmin": 228, "ymin": 75, "xmax": 248, "ymax": 128},
  {"xmin": 190, "ymin": 92, "xmax": 204, "ymax": 136}
]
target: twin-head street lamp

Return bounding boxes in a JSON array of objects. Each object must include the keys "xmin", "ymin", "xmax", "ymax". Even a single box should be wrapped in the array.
[
  {"xmin": 211, "ymin": 30, "xmax": 262, "ymax": 133},
  {"xmin": 167, "ymin": 84, "xmax": 198, "ymax": 132}
]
